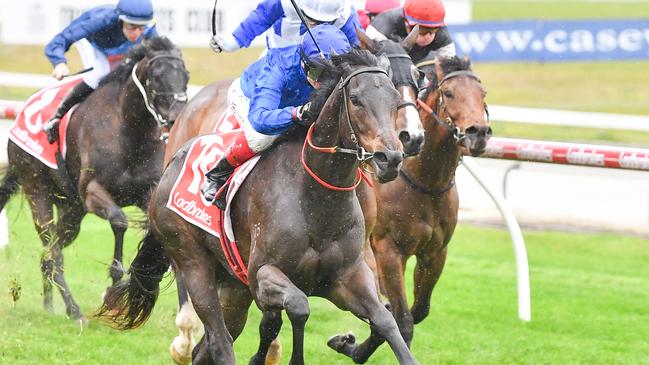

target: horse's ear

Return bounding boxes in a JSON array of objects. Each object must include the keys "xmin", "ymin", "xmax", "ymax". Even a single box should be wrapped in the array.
[
  {"xmin": 434, "ymin": 60, "xmax": 445, "ymax": 84},
  {"xmin": 356, "ymin": 26, "xmax": 377, "ymax": 53},
  {"xmin": 378, "ymin": 54, "xmax": 391, "ymax": 74},
  {"xmin": 401, "ymin": 24, "xmax": 419, "ymax": 52}
]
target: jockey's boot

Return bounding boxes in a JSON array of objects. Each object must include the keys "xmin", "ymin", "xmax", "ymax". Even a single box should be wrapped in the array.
[
  {"xmin": 201, "ymin": 131, "xmax": 257, "ymax": 209},
  {"xmin": 201, "ymin": 156, "xmax": 235, "ymax": 210},
  {"xmin": 43, "ymin": 81, "xmax": 94, "ymax": 144}
]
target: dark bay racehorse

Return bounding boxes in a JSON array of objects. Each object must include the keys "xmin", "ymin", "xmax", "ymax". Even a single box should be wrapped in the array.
[
  {"xmin": 99, "ymin": 49, "xmax": 420, "ymax": 365},
  {"xmin": 0, "ymin": 36, "xmax": 188, "ymax": 320},
  {"xmin": 350, "ymin": 56, "xmax": 491, "ymax": 361},
  {"xmin": 161, "ymin": 29, "xmax": 427, "ymax": 365}
]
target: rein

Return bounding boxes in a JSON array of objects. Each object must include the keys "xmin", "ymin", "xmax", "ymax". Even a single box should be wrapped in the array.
[
  {"xmin": 130, "ymin": 53, "xmax": 187, "ymax": 137},
  {"xmin": 301, "ymin": 66, "xmax": 389, "ymax": 191}
]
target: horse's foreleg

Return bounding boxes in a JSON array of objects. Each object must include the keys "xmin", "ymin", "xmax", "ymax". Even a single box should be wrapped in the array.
[
  {"xmin": 170, "ymin": 275, "xmax": 200, "ymax": 365},
  {"xmin": 373, "ymin": 237, "xmax": 413, "ymax": 345},
  {"xmin": 327, "ymin": 263, "xmax": 418, "ymax": 365},
  {"xmin": 83, "ymin": 180, "xmax": 128, "ymax": 284},
  {"xmin": 249, "ymin": 311, "xmax": 283, "ymax": 365},
  {"xmin": 253, "ymin": 264, "xmax": 308, "ymax": 365},
  {"xmin": 176, "ymin": 251, "xmax": 235, "ymax": 365},
  {"xmin": 411, "ymin": 247, "xmax": 447, "ymax": 324}
]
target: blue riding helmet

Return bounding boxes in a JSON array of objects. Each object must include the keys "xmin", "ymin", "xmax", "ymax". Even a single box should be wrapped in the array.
[
  {"xmin": 300, "ymin": 24, "xmax": 352, "ymax": 64},
  {"xmin": 117, "ymin": 0, "xmax": 154, "ymax": 25}
]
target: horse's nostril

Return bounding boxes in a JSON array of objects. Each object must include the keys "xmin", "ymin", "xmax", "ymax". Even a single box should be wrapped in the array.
[
  {"xmin": 399, "ymin": 131, "xmax": 411, "ymax": 143},
  {"xmin": 373, "ymin": 152, "xmax": 388, "ymax": 164},
  {"xmin": 465, "ymin": 126, "xmax": 478, "ymax": 135}
]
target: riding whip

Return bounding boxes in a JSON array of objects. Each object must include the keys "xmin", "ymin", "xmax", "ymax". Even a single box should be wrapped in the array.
[
  {"xmin": 212, "ymin": 0, "xmax": 218, "ymax": 37},
  {"xmin": 64, "ymin": 67, "xmax": 94, "ymax": 77},
  {"xmin": 288, "ymin": 0, "xmax": 325, "ymax": 59}
]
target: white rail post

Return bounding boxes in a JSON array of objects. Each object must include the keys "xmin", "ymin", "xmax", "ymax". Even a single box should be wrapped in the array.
[{"xmin": 461, "ymin": 156, "xmax": 531, "ymax": 322}]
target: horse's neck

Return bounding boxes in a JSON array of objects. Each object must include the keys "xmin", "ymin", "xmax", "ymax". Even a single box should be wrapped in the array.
[
  {"xmin": 120, "ymin": 68, "xmax": 157, "ymax": 132},
  {"xmin": 408, "ymin": 93, "xmax": 461, "ymax": 190}
]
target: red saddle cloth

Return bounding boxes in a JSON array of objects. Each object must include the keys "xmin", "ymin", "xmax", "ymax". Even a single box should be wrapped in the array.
[
  {"xmin": 8, "ymin": 76, "xmax": 83, "ymax": 169},
  {"xmin": 166, "ymin": 107, "xmax": 255, "ymax": 284}
]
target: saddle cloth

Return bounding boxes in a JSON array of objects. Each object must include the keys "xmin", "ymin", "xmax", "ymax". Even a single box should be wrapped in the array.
[
  {"xmin": 166, "ymin": 107, "xmax": 260, "ymax": 284},
  {"xmin": 8, "ymin": 76, "xmax": 83, "ymax": 169}
]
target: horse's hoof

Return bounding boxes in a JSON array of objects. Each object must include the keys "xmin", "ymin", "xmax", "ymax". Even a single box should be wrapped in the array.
[
  {"xmin": 265, "ymin": 338, "xmax": 282, "ymax": 365},
  {"xmin": 327, "ymin": 332, "xmax": 356, "ymax": 354},
  {"xmin": 411, "ymin": 305, "xmax": 429, "ymax": 324},
  {"xmin": 170, "ymin": 338, "xmax": 192, "ymax": 365}
]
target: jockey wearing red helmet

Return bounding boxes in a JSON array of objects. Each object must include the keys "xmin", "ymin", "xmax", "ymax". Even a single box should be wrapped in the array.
[
  {"xmin": 357, "ymin": 0, "xmax": 401, "ymax": 29},
  {"xmin": 366, "ymin": 0, "xmax": 456, "ymax": 66}
]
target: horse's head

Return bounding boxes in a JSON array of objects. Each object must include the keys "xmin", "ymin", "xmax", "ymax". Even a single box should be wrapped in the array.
[
  {"xmin": 129, "ymin": 37, "xmax": 190, "ymax": 129},
  {"xmin": 356, "ymin": 27, "xmax": 425, "ymax": 157},
  {"xmin": 307, "ymin": 49, "xmax": 404, "ymax": 183},
  {"xmin": 421, "ymin": 56, "xmax": 491, "ymax": 156}
]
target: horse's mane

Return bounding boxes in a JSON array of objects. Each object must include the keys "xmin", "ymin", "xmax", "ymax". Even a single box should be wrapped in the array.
[
  {"xmin": 303, "ymin": 48, "xmax": 385, "ymax": 121},
  {"xmin": 420, "ymin": 56, "xmax": 472, "ymax": 100},
  {"xmin": 98, "ymin": 36, "xmax": 179, "ymax": 88}
]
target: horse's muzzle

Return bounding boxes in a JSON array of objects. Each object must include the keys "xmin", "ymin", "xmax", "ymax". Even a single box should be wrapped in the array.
[
  {"xmin": 372, "ymin": 149, "xmax": 403, "ymax": 183},
  {"xmin": 464, "ymin": 125, "xmax": 493, "ymax": 157},
  {"xmin": 399, "ymin": 130, "xmax": 425, "ymax": 157}
]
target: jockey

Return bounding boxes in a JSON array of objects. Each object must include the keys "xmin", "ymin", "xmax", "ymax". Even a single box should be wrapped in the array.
[
  {"xmin": 357, "ymin": 0, "xmax": 401, "ymax": 29},
  {"xmin": 366, "ymin": 0, "xmax": 456, "ymax": 65},
  {"xmin": 201, "ymin": 24, "xmax": 352, "ymax": 209},
  {"xmin": 42, "ymin": 0, "xmax": 158, "ymax": 143},
  {"xmin": 209, "ymin": 0, "xmax": 361, "ymax": 52}
]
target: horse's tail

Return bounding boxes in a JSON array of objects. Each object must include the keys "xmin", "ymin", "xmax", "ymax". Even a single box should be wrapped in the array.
[
  {"xmin": 0, "ymin": 166, "xmax": 21, "ymax": 213},
  {"xmin": 96, "ymin": 228, "xmax": 170, "ymax": 330}
]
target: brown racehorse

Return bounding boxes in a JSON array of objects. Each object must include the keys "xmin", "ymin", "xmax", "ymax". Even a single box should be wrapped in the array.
[
  {"xmin": 162, "ymin": 30, "xmax": 427, "ymax": 365},
  {"xmin": 98, "ymin": 48, "xmax": 420, "ymax": 365},
  {"xmin": 349, "ymin": 56, "xmax": 492, "ymax": 361},
  {"xmin": 0, "ymin": 36, "xmax": 188, "ymax": 321}
]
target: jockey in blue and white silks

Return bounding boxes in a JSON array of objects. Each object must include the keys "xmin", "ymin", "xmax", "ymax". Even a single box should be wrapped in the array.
[
  {"xmin": 202, "ymin": 24, "xmax": 352, "ymax": 208},
  {"xmin": 210, "ymin": 0, "xmax": 361, "ymax": 52},
  {"xmin": 42, "ymin": 0, "xmax": 158, "ymax": 143}
]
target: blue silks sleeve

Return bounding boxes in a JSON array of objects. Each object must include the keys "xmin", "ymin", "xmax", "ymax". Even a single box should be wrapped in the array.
[
  {"xmin": 247, "ymin": 63, "xmax": 296, "ymax": 135},
  {"xmin": 44, "ymin": 7, "xmax": 115, "ymax": 66},
  {"xmin": 340, "ymin": 7, "xmax": 363, "ymax": 47},
  {"xmin": 232, "ymin": 0, "xmax": 284, "ymax": 48}
]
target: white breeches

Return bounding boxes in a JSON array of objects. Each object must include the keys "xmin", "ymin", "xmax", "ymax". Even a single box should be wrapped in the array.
[
  {"xmin": 75, "ymin": 39, "xmax": 111, "ymax": 89},
  {"xmin": 227, "ymin": 78, "xmax": 279, "ymax": 153}
]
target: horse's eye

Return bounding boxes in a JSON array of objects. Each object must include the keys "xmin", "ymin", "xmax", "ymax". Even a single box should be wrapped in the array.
[
  {"xmin": 350, "ymin": 95, "xmax": 361, "ymax": 106},
  {"xmin": 444, "ymin": 90, "xmax": 453, "ymax": 98}
]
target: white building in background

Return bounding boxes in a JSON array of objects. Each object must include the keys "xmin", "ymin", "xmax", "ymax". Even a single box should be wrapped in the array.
[{"xmin": 0, "ymin": 0, "xmax": 471, "ymax": 47}]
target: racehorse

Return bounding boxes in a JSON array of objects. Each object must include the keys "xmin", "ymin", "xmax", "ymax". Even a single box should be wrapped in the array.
[
  {"xmin": 0, "ymin": 36, "xmax": 189, "ymax": 321},
  {"xmin": 340, "ymin": 56, "xmax": 492, "ymax": 362},
  {"xmin": 161, "ymin": 28, "xmax": 427, "ymax": 365},
  {"xmin": 98, "ymin": 48, "xmax": 420, "ymax": 365}
]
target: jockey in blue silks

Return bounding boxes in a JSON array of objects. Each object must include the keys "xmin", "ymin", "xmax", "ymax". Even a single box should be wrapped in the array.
[
  {"xmin": 42, "ymin": 0, "xmax": 158, "ymax": 143},
  {"xmin": 202, "ymin": 24, "xmax": 352, "ymax": 209},
  {"xmin": 210, "ymin": 0, "xmax": 361, "ymax": 52}
]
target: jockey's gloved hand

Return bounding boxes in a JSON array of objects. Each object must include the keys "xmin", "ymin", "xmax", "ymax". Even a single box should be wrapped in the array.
[
  {"xmin": 52, "ymin": 63, "xmax": 70, "ymax": 80},
  {"xmin": 210, "ymin": 34, "xmax": 241, "ymax": 54},
  {"xmin": 294, "ymin": 102, "xmax": 313, "ymax": 127}
]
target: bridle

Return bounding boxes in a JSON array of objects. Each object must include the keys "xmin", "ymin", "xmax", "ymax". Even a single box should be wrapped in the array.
[
  {"xmin": 416, "ymin": 69, "xmax": 489, "ymax": 143},
  {"xmin": 302, "ymin": 66, "xmax": 393, "ymax": 191},
  {"xmin": 130, "ymin": 51, "xmax": 188, "ymax": 136},
  {"xmin": 385, "ymin": 52, "xmax": 419, "ymax": 112}
]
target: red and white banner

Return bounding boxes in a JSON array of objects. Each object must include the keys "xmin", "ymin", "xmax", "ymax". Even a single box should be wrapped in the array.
[
  {"xmin": 7, "ymin": 76, "xmax": 82, "ymax": 169},
  {"xmin": 483, "ymin": 137, "xmax": 649, "ymax": 171}
]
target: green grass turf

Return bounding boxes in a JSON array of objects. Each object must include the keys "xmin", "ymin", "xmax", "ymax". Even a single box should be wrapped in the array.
[
  {"xmin": 1, "ymin": 195, "xmax": 648, "ymax": 364},
  {"xmin": 473, "ymin": 0, "xmax": 649, "ymax": 20}
]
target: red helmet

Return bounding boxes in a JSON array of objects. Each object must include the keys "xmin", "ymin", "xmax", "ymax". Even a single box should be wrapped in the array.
[
  {"xmin": 365, "ymin": 0, "xmax": 401, "ymax": 15},
  {"xmin": 403, "ymin": 0, "xmax": 446, "ymax": 28}
]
